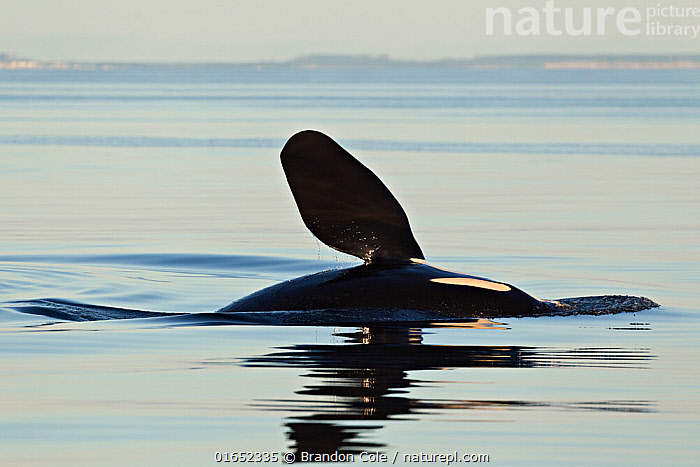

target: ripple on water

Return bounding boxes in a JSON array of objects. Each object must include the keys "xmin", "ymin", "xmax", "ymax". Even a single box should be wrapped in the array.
[{"xmin": 0, "ymin": 252, "xmax": 353, "ymax": 314}]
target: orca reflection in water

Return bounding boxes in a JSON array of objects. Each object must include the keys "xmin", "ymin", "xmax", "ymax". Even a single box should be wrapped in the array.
[
  {"xmin": 219, "ymin": 130, "xmax": 658, "ymax": 319},
  {"xmin": 241, "ymin": 325, "xmax": 655, "ymax": 455}
]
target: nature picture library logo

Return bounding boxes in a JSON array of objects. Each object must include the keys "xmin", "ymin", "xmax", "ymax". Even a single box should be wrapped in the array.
[{"xmin": 485, "ymin": 1, "xmax": 700, "ymax": 38}]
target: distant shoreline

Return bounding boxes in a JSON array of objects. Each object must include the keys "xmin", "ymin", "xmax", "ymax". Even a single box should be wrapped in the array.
[{"xmin": 2, "ymin": 53, "xmax": 700, "ymax": 70}]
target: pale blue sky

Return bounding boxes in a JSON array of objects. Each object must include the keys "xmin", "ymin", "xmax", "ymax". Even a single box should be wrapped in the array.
[{"xmin": 1, "ymin": 0, "xmax": 698, "ymax": 62}]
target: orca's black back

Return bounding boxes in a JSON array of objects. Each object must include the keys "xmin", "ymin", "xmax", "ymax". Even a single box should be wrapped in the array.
[{"xmin": 281, "ymin": 130, "xmax": 424, "ymax": 263}]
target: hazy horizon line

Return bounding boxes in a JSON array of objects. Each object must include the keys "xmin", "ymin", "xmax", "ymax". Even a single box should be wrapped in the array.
[{"xmin": 3, "ymin": 51, "xmax": 700, "ymax": 66}]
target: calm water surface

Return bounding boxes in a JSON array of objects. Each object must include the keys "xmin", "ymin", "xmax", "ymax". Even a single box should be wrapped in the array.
[{"xmin": 1, "ymin": 67, "xmax": 699, "ymax": 465}]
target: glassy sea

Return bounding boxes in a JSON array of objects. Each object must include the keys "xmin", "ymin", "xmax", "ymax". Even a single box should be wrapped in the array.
[{"xmin": 1, "ymin": 67, "xmax": 699, "ymax": 466}]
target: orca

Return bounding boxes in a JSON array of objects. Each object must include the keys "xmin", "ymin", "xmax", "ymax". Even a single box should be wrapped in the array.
[
  {"xmin": 9, "ymin": 130, "xmax": 657, "ymax": 324},
  {"xmin": 219, "ymin": 130, "xmax": 658, "ymax": 319}
]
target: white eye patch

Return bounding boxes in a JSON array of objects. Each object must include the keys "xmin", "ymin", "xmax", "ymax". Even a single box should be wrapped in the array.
[{"xmin": 429, "ymin": 277, "xmax": 511, "ymax": 292}]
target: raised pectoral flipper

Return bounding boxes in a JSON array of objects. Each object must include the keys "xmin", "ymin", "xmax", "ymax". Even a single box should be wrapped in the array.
[{"xmin": 281, "ymin": 130, "xmax": 424, "ymax": 263}]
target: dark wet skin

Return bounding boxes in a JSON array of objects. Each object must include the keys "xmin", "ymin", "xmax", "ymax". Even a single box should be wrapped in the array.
[
  {"xmin": 219, "ymin": 130, "xmax": 658, "ymax": 319},
  {"xmin": 281, "ymin": 130, "xmax": 424, "ymax": 263},
  {"xmin": 219, "ymin": 261, "xmax": 545, "ymax": 318}
]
